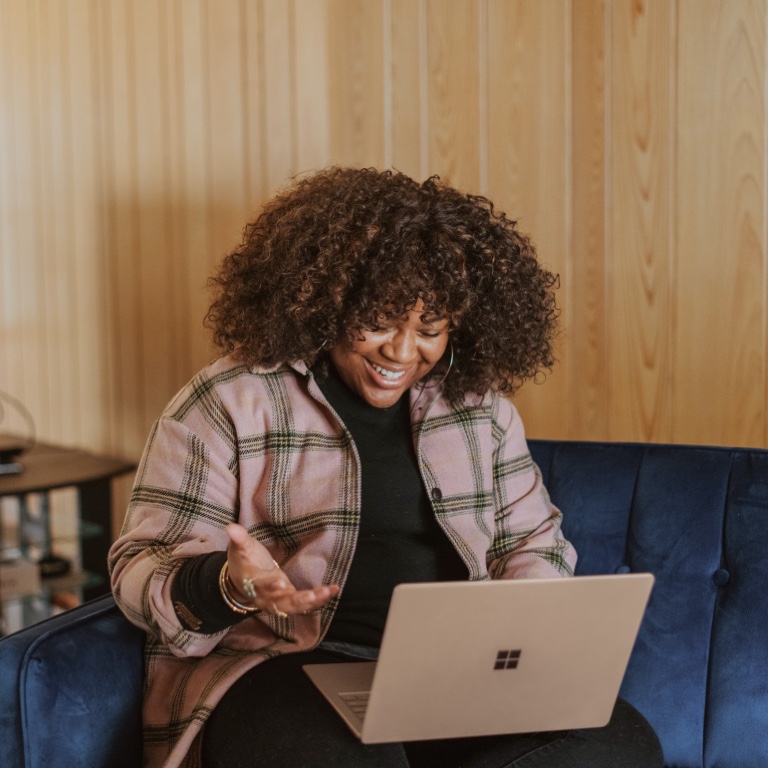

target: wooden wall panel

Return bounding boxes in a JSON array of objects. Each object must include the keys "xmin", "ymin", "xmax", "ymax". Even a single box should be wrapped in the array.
[
  {"xmin": 157, "ymin": 0, "xmax": 192, "ymax": 389},
  {"xmin": 674, "ymin": 0, "xmax": 767, "ymax": 446},
  {"xmin": 2, "ymin": 2, "xmax": 45, "ymax": 435},
  {"xmin": 294, "ymin": 0, "xmax": 331, "ymax": 176},
  {"xmin": 68, "ymin": 0, "xmax": 109, "ymax": 450},
  {"xmin": 133, "ymin": 0, "xmax": 181, "ymax": 446},
  {"xmin": 426, "ymin": 0, "xmax": 481, "ymax": 188},
  {"xmin": 0, "ymin": 7, "xmax": 18, "ymax": 407},
  {"xmin": 486, "ymin": 0, "xmax": 570, "ymax": 437},
  {"xmin": 37, "ymin": 0, "xmax": 72, "ymax": 441},
  {"xmin": 390, "ymin": 0, "xmax": 425, "ymax": 179},
  {"xmin": 98, "ymin": 0, "xmax": 141, "ymax": 457},
  {"xmin": 174, "ymin": 0, "xmax": 222, "ymax": 376},
  {"xmin": 204, "ymin": 0, "xmax": 252, "ymax": 247},
  {"xmin": 327, "ymin": 0, "xmax": 386, "ymax": 168},
  {"xmin": 607, "ymin": 0, "xmax": 675, "ymax": 443},
  {"xmin": 260, "ymin": 0, "xmax": 296, "ymax": 192},
  {"xmin": 570, "ymin": 0, "xmax": 608, "ymax": 441},
  {"xmin": 1, "ymin": 0, "xmax": 767, "ymax": 495}
]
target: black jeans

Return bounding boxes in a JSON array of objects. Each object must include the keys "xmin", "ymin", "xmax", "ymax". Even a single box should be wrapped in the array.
[{"xmin": 202, "ymin": 648, "xmax": 663, "ymax": 768}]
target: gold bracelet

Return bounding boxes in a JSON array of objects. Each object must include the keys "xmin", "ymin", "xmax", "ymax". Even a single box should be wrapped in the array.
[{"xmin": 219, "ymin": 561, "xmax": 260, "ymax": 615}]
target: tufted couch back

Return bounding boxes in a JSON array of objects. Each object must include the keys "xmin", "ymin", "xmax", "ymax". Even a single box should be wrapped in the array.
[
  {"xmin": 1, "ymin": 439, "xmax": 767, "ymax": 767},
  {"xmin": 529, "ymin": 440, "xmax": 768, "ymax": 768}
]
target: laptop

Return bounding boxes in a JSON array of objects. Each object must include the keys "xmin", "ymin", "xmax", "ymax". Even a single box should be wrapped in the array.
[{"xmin": 304, "ymin": 573, "xmax": 653, "ymax": 744}]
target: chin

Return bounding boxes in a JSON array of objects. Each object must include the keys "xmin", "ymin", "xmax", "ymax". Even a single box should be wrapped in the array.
[{"xmin": 362, "ymin": 388, "xmax": 407, "ymax": 408}]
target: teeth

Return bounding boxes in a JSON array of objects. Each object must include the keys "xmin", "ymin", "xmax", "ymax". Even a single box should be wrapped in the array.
[{"xmin": 371, "ymin": 362, "xmax": 405, "ymax": 380}]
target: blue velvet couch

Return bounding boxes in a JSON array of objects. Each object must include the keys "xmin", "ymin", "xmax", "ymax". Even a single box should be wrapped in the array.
[{"xmin": 2, "ymin": 439, "xmax": 767, "ymax": 768}]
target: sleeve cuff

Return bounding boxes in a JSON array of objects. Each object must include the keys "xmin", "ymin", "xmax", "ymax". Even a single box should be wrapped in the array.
[{"xmin": 171, "ymin": 551, "xmax": 250, "ymax": 634}]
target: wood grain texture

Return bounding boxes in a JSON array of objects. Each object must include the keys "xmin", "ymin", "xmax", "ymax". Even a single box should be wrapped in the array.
[
  {"xmin": 100, "ymin": 0, "xmax": 146, "ymax": 457},
  {"xmin": 570, "ymin": 0, "xmax": 608, "ymax": 441},
  {"xmin": 3, "ymin": 0, "xmax": 51, "ymax": 435},
  {"xmin": 607, "ymin": 0, "xmax": 674, "ymax": 443},
  {"xmin": 173, "ymin": 0, "xmax": 218, "ymax": 381},
  {"xmin": 327, "ymin": 0, "xmax": 386, "ymax": 168},
  {"xmin": 674, "ymin": 0, "xmax": 766, "ymax": 446},
  {"xmin": 390, "ymin": 0, "xmax": 424, "ymax": 179},
  {"xmin": 486, "ymin": 0, "xmax": 570, "ymax": 438},
  {"xmin": 1, "ymin": 0, "xmax": 767, "ymax": 470},
  {"xmin": 294, "ymin": 0, "xmax": 331, "ymax": 176},
  {"xmin": 426, "ymin": 0, "xmax": 481, "ymax": 188},
  {"xmin": 260, "ymin": 0, "xmax": 296, "ymax": 193}
]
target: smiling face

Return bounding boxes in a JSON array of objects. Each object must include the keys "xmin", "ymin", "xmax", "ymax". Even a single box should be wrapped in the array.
[{"xmin": 329, "ymin": 299, "xmax": 451, "ymax": 408}]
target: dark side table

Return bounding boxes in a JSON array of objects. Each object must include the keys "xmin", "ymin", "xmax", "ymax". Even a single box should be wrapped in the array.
[{"xmin": 0, "ymin": 440, "xmax": 135, "ymax": 616}]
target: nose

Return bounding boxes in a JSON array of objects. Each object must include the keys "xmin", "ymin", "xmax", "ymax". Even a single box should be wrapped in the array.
[{"xmin": 383, "ymin": 327, "xmax": 417, "ymax": 362}]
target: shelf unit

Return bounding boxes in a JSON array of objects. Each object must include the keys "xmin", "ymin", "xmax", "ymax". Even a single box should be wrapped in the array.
[{"xmin": 0, "ymin": 439, "xmax": 135, "ymax": 636}]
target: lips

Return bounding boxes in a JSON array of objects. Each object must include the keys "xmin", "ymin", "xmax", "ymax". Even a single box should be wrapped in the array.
[
  {"xmin": 365, "ymin": 359, "xmax": 412, "ymax": 388},
  {"xmin": 369, "ymin": 361, "xmax": 406, "ymax": 380}
]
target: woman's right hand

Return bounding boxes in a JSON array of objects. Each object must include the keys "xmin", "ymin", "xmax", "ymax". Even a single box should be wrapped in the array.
[{"xmin": 224, "ymin": 523, "xmax": 339, "ymax": 616}]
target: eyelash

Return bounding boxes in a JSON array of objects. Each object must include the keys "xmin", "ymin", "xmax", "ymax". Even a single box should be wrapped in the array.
[{"xmin": 362, "ymin": 325, "xmax": 446, "ymax": 338}]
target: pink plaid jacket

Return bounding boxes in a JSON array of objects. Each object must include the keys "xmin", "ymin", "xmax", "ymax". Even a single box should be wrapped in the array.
[{"xmin": 109, "ymin": 355, "xmax": 576, "ymax": 768}]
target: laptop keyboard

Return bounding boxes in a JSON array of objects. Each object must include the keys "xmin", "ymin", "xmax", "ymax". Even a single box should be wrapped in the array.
[{"xmin": 340, "ymin": 691, "xmax": 370, "ymax": 719}]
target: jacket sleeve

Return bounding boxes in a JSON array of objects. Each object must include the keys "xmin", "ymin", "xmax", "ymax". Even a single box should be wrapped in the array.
[
  {"xmin": 109, "ymin": 404, "xmax": 245, "ymax": 658},
  {"xmin": 486, "ymin": 396, "xmax": 577, "ymax": 580}
]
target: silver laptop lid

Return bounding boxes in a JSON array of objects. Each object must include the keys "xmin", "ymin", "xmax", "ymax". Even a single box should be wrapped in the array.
[{"xmin": 359, "ymin": 574, "xmax": 653, "ymax": 743}]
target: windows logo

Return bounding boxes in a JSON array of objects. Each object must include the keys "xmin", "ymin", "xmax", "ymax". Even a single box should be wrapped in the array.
[{"xmin": 494, "ymin": 649, "xmax": 522, "ymax": 670}]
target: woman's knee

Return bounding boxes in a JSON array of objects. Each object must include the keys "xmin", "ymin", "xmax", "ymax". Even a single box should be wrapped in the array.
[
  {"xmin": 508, "ymin": 698, "xmax": 663, "ymax": 768},
  {"xmin": 592, "ymin": 698, "xmax": 664, "ymax": 768}
]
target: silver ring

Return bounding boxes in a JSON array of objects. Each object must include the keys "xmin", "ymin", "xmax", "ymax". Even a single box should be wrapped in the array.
[{"xmin": 242, "ymin": 577, "xmax": 257, "ymax": 599}]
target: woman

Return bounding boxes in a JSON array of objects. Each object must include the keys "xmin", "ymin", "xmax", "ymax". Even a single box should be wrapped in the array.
[{"xmin": 110, "ymin": 167, "xmax": 662, "ymax": 768}]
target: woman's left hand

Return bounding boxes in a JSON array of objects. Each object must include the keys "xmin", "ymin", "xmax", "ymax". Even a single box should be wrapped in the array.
[{"xmin": 224, "ymin": 523, "xmax": 339, "ymax": 616}]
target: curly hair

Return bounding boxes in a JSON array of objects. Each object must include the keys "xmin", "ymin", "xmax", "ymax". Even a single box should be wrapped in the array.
[{"xmin": 206, "ymin": 166, "xmax": 559, "ymax": 404}]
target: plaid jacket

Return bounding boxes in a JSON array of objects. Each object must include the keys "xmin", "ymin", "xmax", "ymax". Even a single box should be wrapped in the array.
[{"xmin": 109, "ymin": 355, "xmax": 576, "ymax": 768}]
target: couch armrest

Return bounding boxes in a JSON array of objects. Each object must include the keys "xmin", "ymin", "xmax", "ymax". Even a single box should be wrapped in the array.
[{"xmin": 0, "ymin": 595, "xmax": 145, "ymax": 768}]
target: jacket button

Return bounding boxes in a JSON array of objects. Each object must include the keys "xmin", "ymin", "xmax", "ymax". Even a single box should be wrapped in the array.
[{"xmin": 431, "ymin": 487, "xmax": 443, "ymax": 502}]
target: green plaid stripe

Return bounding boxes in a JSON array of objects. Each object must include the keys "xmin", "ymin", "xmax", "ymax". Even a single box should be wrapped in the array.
[
  {"xmin": 171, "ymin": 368, "xmax": 244, "ymax": 466},
  {"xmin": 144, "ymin": 707, "xmax": 213, "ymax": 747},
  {"xmin": 130, "ymin": 487, "xmax": 234, "ymax": 528},
  {"xmin": 170, "ymin": 365, "xmax": 251, "ymax": 421},
  {"xmin": 414, "ymin": 403, "xmax": 490, "ymax": 436},
  {"xmin": 489, "ymin": 540, "xmax": 574, "ymax": 578},
  {"xmin": 131, "ymin": 419, "xmax": 161, "ymax": 491},
  {"xmin": 247, "ymin": 508, "xmax": 358, "ymax": 543},
  {"xmin": 323, "ymin": 428, "xmax": 361, "ymax": 598},
  {"xmin": 238, "ymin": 431, "xmax": 344, "ymax": 458},
  {"xmin": 492, "ymin": 453, "xmax": 536, "ymax": 526},
  {"xmin": 491, "ymin": 414, "xmax": 505, "ymax": 446},
  {"xmin": 416, "ymin": 403, "xmax": 494, "ymax": 579},
  {"xmin": 493, "ymin": 453, "xmax": 534, "ymax": 485},
  {"xmin": 159, "ymin": 431, "xmax": 211, "ymax": 543},
  {"xmin": 452, "ymin": 407, "xmax": 492, "ymax": 541},
  {"xmin": 436, "ymin": 491, "xmax": 493, "ymax": 516},
  {"xmin": 487, "ymin": 525, "xmax": 540, "ymax": 560},
  {"xmin": 263, "ymin": 375, "xmax": 297, "ymax": 552}
]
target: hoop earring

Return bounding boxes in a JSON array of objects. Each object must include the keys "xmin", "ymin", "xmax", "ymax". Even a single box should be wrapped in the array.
[
  {"xmin": 437, "ymin": 341, "xmax": 454, "ymax": 387},
  {"xmin": 410, "ymin": 342, "xmax": 454, "ymax": 417},
  {"xmin": 424, "ymin": 342, "xmax": 454, "ymax": 389}
]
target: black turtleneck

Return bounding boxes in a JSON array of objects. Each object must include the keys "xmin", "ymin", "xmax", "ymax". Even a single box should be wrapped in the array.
[{"xmin": 317, "ymin": 364, "xmax": 467, "ymax": 647}]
